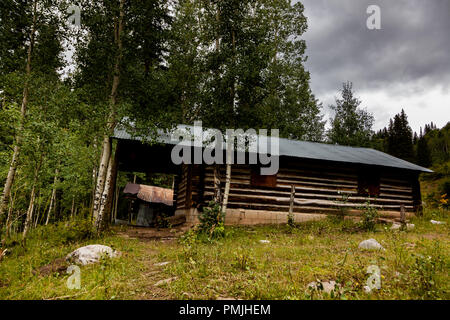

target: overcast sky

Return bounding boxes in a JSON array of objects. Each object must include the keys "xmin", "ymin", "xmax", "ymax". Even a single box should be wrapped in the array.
[{"xmin": 300, "ymin": 0, "xmax": 450, "ymax": 133}]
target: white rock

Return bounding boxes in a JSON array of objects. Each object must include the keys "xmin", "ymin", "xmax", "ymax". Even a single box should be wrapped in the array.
[
  {"xmin": 363, "ymin": 285, "xmax": 372, "ymax": 293},
  {"xmin": 66, "ymin": 244, "xmax": 118, "ymax": 265},
  {"xmin": 358, "ymin": 239, "xmax": 385, "ymax": 251},
  {"xmin": 307, "ymin": 281, "xmax": 342, "ymax": 294},
  {"xmin": 259, "ymin": 240, "xmax": 270, "ymax": 244},
  {"xmin": 154, "ymin": 261, "xmax": 171, "ymax": 266},
  {"xmin": 430, "ymin": 220, "xmax": 446, "ymax": 225},
  {"xmin": 390, "ymin": 223, "xmax": 401, "ymax": 230},
  {"xmin": 391, "ymin": 223, "xmax": 414, "ymax": 230}
]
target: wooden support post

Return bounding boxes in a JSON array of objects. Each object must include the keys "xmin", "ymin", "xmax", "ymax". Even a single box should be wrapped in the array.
[
  {"xmin": 400, "ymin": 204, "xmax": 406, "ymax": 229},
  {"xmin": 289, "ymin": 185, "xmax": 295, "ymax": 215},
  {"xmin": 288, "ymin": 185, "xmax": 295, "ymax": 225}
]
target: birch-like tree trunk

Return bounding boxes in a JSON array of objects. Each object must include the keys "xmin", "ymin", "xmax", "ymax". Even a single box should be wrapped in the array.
[
  {"xmin": 5, "ymin": 189, "xmax": 17, "ymax": 239},
  {"xmin": 95, "ymin": 150, "xmax": 115, "ymax": 231},
  {"xmin": 90, "ymin": 137, "xmax": 98, "ymax": 217},
  {"xmin": 70, "ymin": 195, "xmax": 76, "ymax": 220},
  {"xmin": 92, "ymin": 0, "xmax": 125, "ymax": 231},
  {"xmin": 222, "ymin": 28, "xmax": 237, "ymax": 215},
  {"xmin": 221, "ymin": 150, "xmax": 232, "ymax": 214},
  {"xmin": 212, "ymin": 5, "xmax": 222, "ymax": 206},
  {"xmin": 0, "ymin": 0, "xmax": 37, "ymax": 221},
  {"xmin": 33, "ymin": 188, "xmax": 42, "ymax": 228},
  {"xmin": 22, "ymin": 153, "xmax": 43, "ymax": 239},
  {"xmin": 45, "ymin": 167, "xmax": 59, "ymax": 225},
  {"xmin": 213, "ymin": 165, "xmax": 222, "ymax": 204}
]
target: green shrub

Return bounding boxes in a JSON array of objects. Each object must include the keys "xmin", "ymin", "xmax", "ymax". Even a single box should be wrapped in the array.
[
  {"xmin": 155, "ymin": 213, "xmax": 172, "ymax": 229},
  {"xmin": 360, "ymin": 200, "xmax": 379, "ymax": 231},
  {"xmin": 287, "ymin": 212, "xmax": 295, "ymax": 228},
  {"xmin": 197, "ymin": 201, "xmax": 225, "ymax": 239},
  {"xmin": 31, "ymin": 218, "xmax": 95, "ymax": 245}
]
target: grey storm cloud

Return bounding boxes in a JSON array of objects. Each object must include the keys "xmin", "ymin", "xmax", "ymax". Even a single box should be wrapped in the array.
[
  {"xmin": 301, "ymin": 0, "xmax": 450, "ymax": 95},
  {"xmin": 298, "ymin": 0, "xmax": 450, "ymax": 131}
]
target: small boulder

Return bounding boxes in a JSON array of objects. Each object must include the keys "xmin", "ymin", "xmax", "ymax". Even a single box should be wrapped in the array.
[
  {"xmin": 430, "ymin": 220, "xmax": 446, "ymax": 225},
  {"xmin": 307, "ymin": 280, "xmax": 342, "ymax": 294},
  {"xmin": 358, "ymin": 239, "xmax": 384, "ymax": 251},
  {"xmin": 66, "ymin": 244, "xmax": 119, "ymax": 265},
  {"xmin": 390, "ymin": 223, "xmax": 401, "ymax": 230},
  {"xmin": 363, "ymin": 285, "xmax": 372, "ymax": 293},
  {"xmin": 391, "ymin": 223, "xmax": 414, "ymax": 230}
]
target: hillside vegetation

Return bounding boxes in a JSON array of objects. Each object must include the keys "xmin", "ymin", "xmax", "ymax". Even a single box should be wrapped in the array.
[{"xmin": 1, "ymin": 209, "xmax": 448, "ymax": 300}]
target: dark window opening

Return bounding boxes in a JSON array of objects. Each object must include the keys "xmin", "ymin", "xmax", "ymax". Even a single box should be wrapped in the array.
[
  {"xmin": 358, "ymin": 171, "xmax": 380, "ymax": 197},
  {"xmin": 250, "ymin": 166, "xmax": 277, "ymax": 188}
]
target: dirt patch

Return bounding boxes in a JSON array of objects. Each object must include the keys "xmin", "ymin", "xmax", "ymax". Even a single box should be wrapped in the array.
[
  {"xmin": 421, "ymin": 233, "xmax": 447, "ymax": 240},
  {"xmin": 34, "ymin": 258, "xmax": 69, "ymax": 276},
  {"xmin": 117, "ymin": 225, "xmax": 190, "ymax": 241}
]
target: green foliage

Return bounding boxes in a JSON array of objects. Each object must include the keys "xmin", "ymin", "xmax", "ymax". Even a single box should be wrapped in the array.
[
  {"xmin": 155, "ymin": 213, "xmax": 172, "ymax": 229},
  {"xmin": 287, "ymin": 212, "xmax": 295, "ymax": 228},
  {"xmin": 29, "ymin": 218, "xmax": 95, "ymax": 245},
  {"xmin": 232, "ymin": 247, "xmax": 254, "ymax": 271},
  {"xmin": 360, "ymin": 200, "xmax": 379, "ymax": 231},
  {"xmin": 1, "ymin": 212, "xmax": 449, "ymax": 300},
  {"xmin": 409, "ymin": 242, "xmax": 446, "ymax": 299},
  {"xmin": 197, "ymin": 201, "xmax": 226, "ymax": 239},
  {"xmin": 386, "ymin": 109, "xmax": 415, "ymax": 162},
  {"xmin": 417, "ymin": 135, "xmax": 432, "ymax": 167},
  {"xmin": 327, "ymin": 82, "xmax": 374, "ymax": 147},
  {"xmin": 168, "ymin": 0, "xmax": 325, "ymax": 140},
  {"xmin": 424, "ymin": 122, "xmax": 449, "ymax": 166},
  {"xmin": 334, "ymin": 192, "xmax": 351, "ymax": 220}
]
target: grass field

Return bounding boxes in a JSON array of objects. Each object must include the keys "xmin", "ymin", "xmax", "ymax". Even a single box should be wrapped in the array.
[{"xmin": 0, "ymin": 209, "xmax": 448, "ymax": 300}]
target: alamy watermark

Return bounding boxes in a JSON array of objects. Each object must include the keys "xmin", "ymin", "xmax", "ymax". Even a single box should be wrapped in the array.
[
  {"xmin": 365, "ymin": 265, "xmax": 381, "ymax": 292},
  {"xmin": 67, "ymin": 5, "xmax": 81, "ymax": 27},
  {"xmin": 170, "ymin": 121, "xmax": 280, "ymax": 175},
  {"xmin": 366, "ymin": 5, "xmax": 381, "ymax": 30},
  {"xmin": 66, "ymin": 264, "xmax": 81, "ymax": 290}
]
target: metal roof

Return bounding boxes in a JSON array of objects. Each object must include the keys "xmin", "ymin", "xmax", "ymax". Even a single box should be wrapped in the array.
[{"xmin": 113, "ymin": 124, "xmax": 432, "ymax": 173}]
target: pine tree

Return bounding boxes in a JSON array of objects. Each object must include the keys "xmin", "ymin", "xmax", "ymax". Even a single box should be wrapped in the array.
[
  {"xmin": 417, "ymin": 135, "xmax": 432, "ymax": 167},
  {"xmin": 386, "ymin": 109, "xmax": 415, "ymax": 162},
  {"xmin": 327, "ymin": 82, "xmax": 374, "ymax": 147}
]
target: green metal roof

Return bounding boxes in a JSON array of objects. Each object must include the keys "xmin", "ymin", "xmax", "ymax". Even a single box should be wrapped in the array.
[{"xmin": 113, "ymin": 124, "xmax": 432, "ymax": 173}]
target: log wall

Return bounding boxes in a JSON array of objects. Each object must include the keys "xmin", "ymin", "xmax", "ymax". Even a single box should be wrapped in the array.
[{"xmin": 174, "ymin": 158, "xmax": 420, "ymax": 225}]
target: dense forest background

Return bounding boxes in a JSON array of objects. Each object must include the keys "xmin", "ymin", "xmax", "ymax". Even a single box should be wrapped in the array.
[{"xmin": 0, "ymin": 0, "xmax": 448, "ymax": 241}]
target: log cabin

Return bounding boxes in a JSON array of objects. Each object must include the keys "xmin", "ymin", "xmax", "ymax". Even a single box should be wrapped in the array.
[{"xmin": 111, "ymin": 124, "xmax": 432, "ymax": 226}]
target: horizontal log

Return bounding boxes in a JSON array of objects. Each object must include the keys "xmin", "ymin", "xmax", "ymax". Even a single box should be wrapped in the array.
[
  {"xmin": 203, "ymin": 189, "xmax": 413, "ymax": 206},
  {"xmin": 221, "ymin": 201, "xmax": 412, "ymax": 217},
  {"xmin": 204, "ymin": 183, "xmax": 411, "ymax": 202},
  {"xmin": 277, "ymin": 173, "xmax": 357, "ymax": 185}
]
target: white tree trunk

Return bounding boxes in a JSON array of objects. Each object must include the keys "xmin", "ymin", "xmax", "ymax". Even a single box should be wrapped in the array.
[
  {"xmin": 45, "ymin": 167, "xmax": 59, "ymax": 225},
  {"xmin": 23, "ymin": 152, "xmax": 43, "ymax": 239},
  {"xmin": 0, "ymin": 0, "xmax": 37, "ymax": 220},
  {"xmin": 92, "ymin": 0, "xmax": 125, "ymax": 232},
  {"xmin": 221, "ymin": 149, "xmax": 232, "ymax": 214},
  {"xmin": 96, "ymin": 152, "xmax": 114, "ymax": 231}
]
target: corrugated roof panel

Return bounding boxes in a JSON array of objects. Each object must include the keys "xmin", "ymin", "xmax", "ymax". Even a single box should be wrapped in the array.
[{"xmin": 112, "ymin": 125, "xmax": 432, "ymax": 173}]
